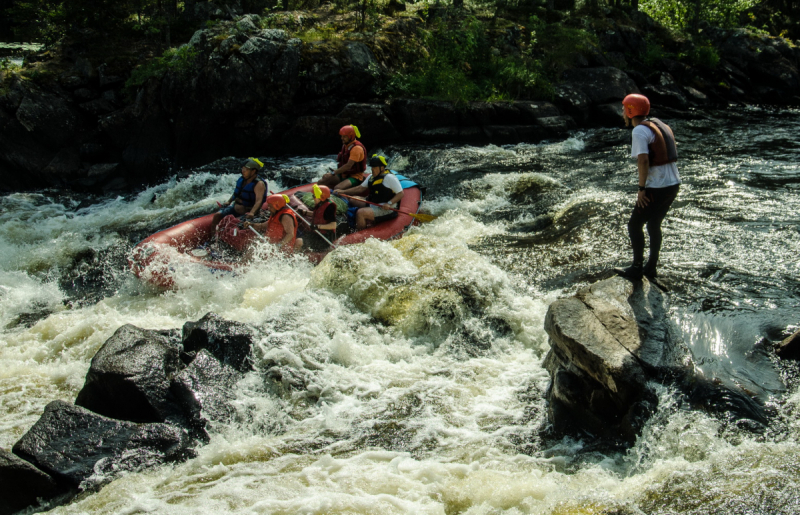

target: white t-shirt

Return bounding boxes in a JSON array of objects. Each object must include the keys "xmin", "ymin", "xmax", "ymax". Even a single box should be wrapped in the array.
[
  {"xmin": 631, "ymin": 124, "xmax": 681, "ymax": 189},
  {"xmin": 360, "ymin": 173, "xmax": 403, "ymax": 205}
]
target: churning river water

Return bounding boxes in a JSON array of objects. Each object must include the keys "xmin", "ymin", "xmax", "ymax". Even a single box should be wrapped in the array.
[{"xmin": 1, "ymin": 106, "xmax": 799, "ymax": 514}]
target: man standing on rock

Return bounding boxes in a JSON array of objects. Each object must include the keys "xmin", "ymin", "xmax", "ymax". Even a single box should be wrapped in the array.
[
  {"xmin": 318, "ymin": 125, "xmax": 367, "ymax": 191},
  {"xmin": 618, "ymin": 94, "xmax": 681, "ymax": 280}
]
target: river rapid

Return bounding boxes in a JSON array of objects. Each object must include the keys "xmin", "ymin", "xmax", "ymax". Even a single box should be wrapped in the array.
[{"xmin": 1, "ymin": 106, "xmax": 799, "ymax": 514}]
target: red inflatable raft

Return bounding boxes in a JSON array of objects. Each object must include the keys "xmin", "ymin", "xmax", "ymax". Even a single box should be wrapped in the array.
[{"xmin": 129, "ymin": 176, "xmax": 423, "ymax": 289}]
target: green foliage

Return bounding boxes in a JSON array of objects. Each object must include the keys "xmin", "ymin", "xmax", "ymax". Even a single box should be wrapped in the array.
[
  {"xmin": 526, "ymin": 15, "xmax": 596, "ymax": 76},
  {"xmin": 387, "ymin": 16, "xmax": 555, "ymax": 104},
  {"xmin": 125, "ymin": 45, "xmax": 198, "ymax": 90},
  {"xmin": 643, "ymin": 37, "xmax": 669, "ymax": 67},
  {"xmin": 8, "ymin": 0, "xmax": 67, "ymax": 45},
  {"xmin": 296, "ymin": 26, "xmax": 340, "ymax": 42},
  {"xmin": 640, "ymin": 0, "xmax": 759, "ymax": 36},
  {"xmin": 681, "ymin": 43, "xmax": 720, "ymax": 69}
]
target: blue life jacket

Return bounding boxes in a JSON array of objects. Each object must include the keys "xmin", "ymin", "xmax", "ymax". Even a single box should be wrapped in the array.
[{"xmin": 233, "ymin": 177, "xmax": 267, "ymax": 209}]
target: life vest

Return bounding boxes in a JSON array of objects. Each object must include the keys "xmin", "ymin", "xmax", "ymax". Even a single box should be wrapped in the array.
[
  {"xmin": 337, "ymin": 140, "xmax": 367, "ymax": 177},
  {"xmin": 233, "ymin": 177, "xmax": 267, "ymax": 209},
  {"xmin": 641, "ymin": 118, "xmax": 678, "ymax": 167},
  {"xmin": 265, "ymin": 207, "xmax": 297, "ymax": 250},
  {"xmin": 312, "ymin": 200, "xmax": 337, "ymax": 235},
  {"xmin": 367, "ymin": 171, "xmax": 397, "ymax": 205}
]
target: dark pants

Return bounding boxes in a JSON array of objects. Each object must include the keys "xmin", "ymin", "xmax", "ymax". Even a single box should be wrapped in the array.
[{"xmin": 628, "ymin": 184, "xmax": 680, "ymax": 268}]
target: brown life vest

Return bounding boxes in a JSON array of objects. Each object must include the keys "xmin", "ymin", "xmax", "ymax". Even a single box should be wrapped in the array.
[
  {"xmin": 641, "ymin": 118, "xmax": 678, "ymax": 167},
  {"xmin": 312, "ymin": 200, "xmax": 337, "ymax": 235},
  {"xmin": 337, "ymin": 140, "xmax": 367, "ymax": 176}
]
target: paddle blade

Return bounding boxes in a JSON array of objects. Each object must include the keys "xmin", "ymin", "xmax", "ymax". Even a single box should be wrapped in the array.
[{"xmin": 408, "ymin": 212, "xmax": 437, "ymax": 223}]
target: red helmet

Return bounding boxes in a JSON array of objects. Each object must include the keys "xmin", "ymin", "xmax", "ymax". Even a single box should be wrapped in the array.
[
  {"xmin": 622, "ymin": 94, "xmax": 650, "ymax": 118},
  {"xmin": 313, "ymin": 184, "xmax": 331, "ymax": 201},
  {"xmin": 267, "ymin": 194, "xmax": 288, "ymax": 210},
  {"xmin": 339, "ymin": 125, "xmax": 361, "ymax": 139}
]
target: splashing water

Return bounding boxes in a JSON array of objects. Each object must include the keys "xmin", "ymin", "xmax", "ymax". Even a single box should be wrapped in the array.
[{"xmin": 2, "ymin": 109, "xmax": 800, "ymax": 514}]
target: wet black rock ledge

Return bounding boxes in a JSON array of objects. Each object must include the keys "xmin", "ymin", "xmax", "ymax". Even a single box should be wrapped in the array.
[
  {"xmin": 543, "ymin": 275, "xmax": 776, "ymax": 444},
  {"xmin": 0, "ymin": 312, "xmax": 256, "ymax": 514},
  {"xmin": 543, "ymin": 276, "xmax": 686, "ymax": 443}
]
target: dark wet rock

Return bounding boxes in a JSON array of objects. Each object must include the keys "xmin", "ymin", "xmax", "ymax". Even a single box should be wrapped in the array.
[
  {"xmin": 543, "ymin": 276, "xmax": 685, "ymax": 442},
  {"xmin": 559, "ymin": 67, "xmax": 639, "ymax": 106},
  {"xmin": 0, "ymin": 447, "xmax": 67, "ymax": 514},
  {"xmin": 389, "ymin": 99, "xmax": 570, "ymax": 143},
  {"xmin": 12, "ymin": 401, "xmax": 192, "ymax": 488},
  {"xmin": 75, "ymin": 324, "xmax": 185, "ymax": 424},
  {"xmin": 182, "ymin": 312, "xmax": 256, "ymax": 372},
  {"xmin": 337, "ymin": 103, "xmax": 400, "ymax": 145},
  {"xmin": 777, "ymin": 328, "xmax": 800, "ymax": 360},
  {"xmin": 77, "ymin": 98, "xmax": 116, "ymax": 116},
  {"xmin": 171, "ymin": 349, "xmax": 242, "ymax": 433}
]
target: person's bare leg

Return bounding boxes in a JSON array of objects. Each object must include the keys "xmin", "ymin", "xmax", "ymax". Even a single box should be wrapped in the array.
[
  {"xmin": 333, "ymin": 179, "xmax": 354, "ymax": 191},
  {"xmin": 318, "ymin": 174, "xmax": 339, "ymax": 187},
  {"xmin": 356, "ymin": 207, "xmax": 375, "ymax": 230}
]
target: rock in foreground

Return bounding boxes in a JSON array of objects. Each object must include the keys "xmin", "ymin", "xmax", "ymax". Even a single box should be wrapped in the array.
[
  {"xmin": 12, "ymin": 401, "xmax": 193, "ymax": 488},
  {"xmin": 0, "ymin": 448, "xmax": 67, "ymax": 515},
  {"xmin": 75, "ymin": 324, "xmax": 184, "ymax": 424},
  {"xmin": 543, "ymin": 276, "xmax": 684, "ymax": 442}
]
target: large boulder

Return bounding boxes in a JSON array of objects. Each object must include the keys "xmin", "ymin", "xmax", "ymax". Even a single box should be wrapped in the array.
[
  {"xmin": 543, "ymin": 276, "xmax": 684, "ymax": 442},
  {"xmin": 75, "ymin": 324, "xmax": 184, "ymax": 424},
  {"xmin": 171, "ymin": 349, "xmax": 242, "ymax": 434},
  {"xmin": 182, "ymin": 312, "xmax": 257, "ymax": 372},
  {"xmin": 554, "ymin": 67, "xmax": 639, "ymax": 125},
  {"xmin": 12, "ymin": 401, "xmax": 192, "ymax": 488},
  {"xmin": 388, "ymin": 99, "xmax": 572, "ymax": 143},
  {"xmin": 0, "ymin": 448, "xmax": 66, "ymax": 515}
]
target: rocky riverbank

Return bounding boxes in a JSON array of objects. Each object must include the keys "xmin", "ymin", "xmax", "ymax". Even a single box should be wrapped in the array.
[{"xmin": 1, "ymin": 8, "xmax": 799, "ymax": 192}]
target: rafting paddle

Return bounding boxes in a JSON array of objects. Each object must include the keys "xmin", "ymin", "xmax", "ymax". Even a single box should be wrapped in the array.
[{"xmin": 336, "ymin": 193, "xmax": 437, "ymax": 223}]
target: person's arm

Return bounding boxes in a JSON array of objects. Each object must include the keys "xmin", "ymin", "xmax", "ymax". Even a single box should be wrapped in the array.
[
  {"xmin": 315, "ymin": 221, "xmax": 337, "ymax": 231},
  {"xmin": 313, "ymin": 204, "xmax": 337, "ymax": 231},
  {"xmin": 246, "ymin": 181, "xmax": 267, "ymax": 218},
  {"xmin": 280, "ymin": 215, "xmax": 296, "ymax": 247},
  {"xmin": 337, "ymin": 184, "xmax": 369, "ymax": 197},
  {"xmin": 378, "ymin": 176, "xmax": 404, "ymax": 208},
  {"xmin": 636, "ymin": 154, "xmax": 650, "ymax": 208}
]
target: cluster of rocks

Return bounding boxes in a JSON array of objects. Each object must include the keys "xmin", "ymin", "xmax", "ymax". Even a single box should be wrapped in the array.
[
  {"xmin": 1, "ymin": 12, "xmax": 799, "ymax": 192},
  {"xmin": 0, "ymin": 313, "xmax": 256, "ymax": 515}
]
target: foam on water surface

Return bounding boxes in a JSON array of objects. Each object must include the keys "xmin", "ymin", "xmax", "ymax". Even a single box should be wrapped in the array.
[{"xmin": 2, "ymin": 113, "xmax": 800, "ymax": 513}]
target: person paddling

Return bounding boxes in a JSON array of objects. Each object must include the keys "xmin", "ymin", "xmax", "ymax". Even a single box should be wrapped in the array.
[
  {"xmin": 212, "ymin": 158, "xmax": 268, "ymax": 230},
  {"xmin": 617, "ymin": 94, "xmax": 681, "ymax": 280},
  {"xmin": 243, "ymin": 194, "xmax": 298, "ymax": 253},
  {"xmin": 293, "ymin": 184, "xmax": 338, "ymax": 251},
  {"xmin": 318, "ymin": 125, "xmax": 367, "ymax": 191},
  {"xmin": 336, "ymin": 154, "xmax": 404, "ymax": 230}
]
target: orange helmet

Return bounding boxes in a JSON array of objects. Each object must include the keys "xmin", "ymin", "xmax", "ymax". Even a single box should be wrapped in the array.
[
  {"xmin": 339, "ymin": 125, "xmax": 361, "ymax": 139},
  {"xmin": 313, "ymin": 184, "xmax": 331, "ymax": 201},
  {"xmin": 622, "ymin": 94, "xmax": 650, "ymax": 118},
  {"xmin": 267, "ymin": 194, "xmax": 288, "ymax": 210}
]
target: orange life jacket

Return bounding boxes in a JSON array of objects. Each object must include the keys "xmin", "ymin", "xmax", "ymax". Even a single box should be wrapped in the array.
[
  {"xmin": 265, "ymin": 207, "xmax": 297, "ymax": 251},
  {"xmin": 641, "ymin": 118, "xmax": 678, "ymax": 167}
]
